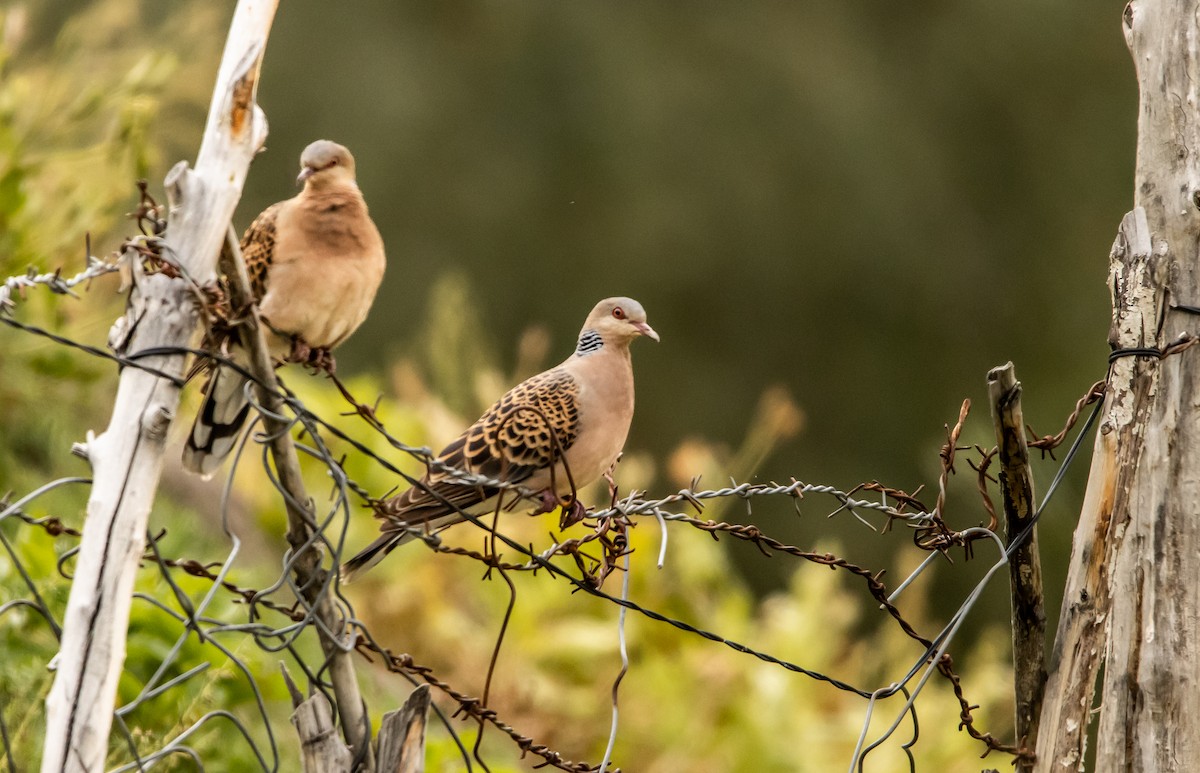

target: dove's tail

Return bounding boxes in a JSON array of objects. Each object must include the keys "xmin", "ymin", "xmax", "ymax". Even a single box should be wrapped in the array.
[
  {"xmin": 182, "ymin": 364, "xmax": 252, "ymax": 478},
  {"xmin": 339, "ymin": 530, "xmax": 414, "ymax": 583}
]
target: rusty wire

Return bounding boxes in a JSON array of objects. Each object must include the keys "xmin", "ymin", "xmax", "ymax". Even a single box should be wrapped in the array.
[
  {"xmin": 0, "ymin": 238, "xmax": 1150, "ymax": 771},
  {"xmin": 261, "ymin": 368, "xmax": 1117, "ymax": 766}
]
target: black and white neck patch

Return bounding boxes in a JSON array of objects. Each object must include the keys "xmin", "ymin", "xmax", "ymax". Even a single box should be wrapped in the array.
[{"xmin": 575, "ymin": 329, "xmax": 604, "ymax": 356}]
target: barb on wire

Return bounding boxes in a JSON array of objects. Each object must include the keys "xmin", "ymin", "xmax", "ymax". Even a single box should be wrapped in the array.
[
  {"xmin": 0, "ymin": 181, "xmax": 183, "ymax": 318},
  {"xmin": 0, "ymin": 254, "xmax": 121, "ymax": 316}
]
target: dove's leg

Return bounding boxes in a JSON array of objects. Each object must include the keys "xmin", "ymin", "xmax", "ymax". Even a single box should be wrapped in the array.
[
  {"xmin": 287, "ymin": 336, "xmax": 312, "ymax": 364},
  {"xmin": 532, "ymin": 489, "xmax": 560, "ymax": 514},
  {"xmin": 308, "ymin": 346, "xmax": 337, "ymax": 374},
  {"xmin": 531, "ymin": 489, "xmax": 588, "ymax": 528},
  {"xmin": 558, "ymin": 496, "xmax": 588, "ymax": 530}
]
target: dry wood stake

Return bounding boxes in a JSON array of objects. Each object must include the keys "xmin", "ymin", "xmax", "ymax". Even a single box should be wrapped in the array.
[
  {"xmin": 292, "ymin": 692, "xmax": 354, "ymax": 772},
  {"xmin": 986, "ymin": 362, "xmax": 1045, "ymax": 770},
  {"xmin": 1038, "ymin": 1, "xmax": 1200, "ymax": 768},
  {"xmin": 40, "ymin": 2, "xmax": 276, "ymax": 770},
  {"xmin": 219, "ymin": 227, "xmax": 374, "ymax": 769},
  {"xmin": 376, "ymin": 685, "xmax": 431, "ymax": 773}
]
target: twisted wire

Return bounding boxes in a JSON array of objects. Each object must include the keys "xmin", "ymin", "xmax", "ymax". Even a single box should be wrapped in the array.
[{"xmin": 0, "ymin": 257, "xmax": 1118, "ymax": 770}]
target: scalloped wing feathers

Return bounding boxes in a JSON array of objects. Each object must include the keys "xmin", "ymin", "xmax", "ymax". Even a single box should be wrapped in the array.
[
  {"xmin": 240, "ymin": 201, "xmax": 282, "ymax": 302},
  {"xmin": 341, "ymin": 296, "xmax": 653, "ymax": 582},
  {"xmin": 341, "ymin": 368, "xmax": 583, "ymax": 582},
  {"xmin": 379, "ymin": 368, "xmax": 581, "ymax": 521}
]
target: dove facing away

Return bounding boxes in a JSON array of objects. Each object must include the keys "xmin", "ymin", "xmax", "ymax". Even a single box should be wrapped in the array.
[
  {"xmin": 183, "ymin": 140, "xmax": 387, "ymax": 477},
  {"xmin": 341, "ymin": 297, "xmax": 659, "ymax": 582}
]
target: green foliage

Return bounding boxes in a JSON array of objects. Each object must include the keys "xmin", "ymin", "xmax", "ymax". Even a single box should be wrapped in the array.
[
  {"xmin": 0, "ymin": 526, "xmax": 61, "ymax": 765},
  {"xmin": 0, "ymin": 1, "xmax": 217, "ymax": 270},
  {"xmin": 417, "ymin": 271, "xmax": 500, "ymax": 417},
  {"xmin": 0, "ymin": 0, "xmax": 221, "ymax": 494}
]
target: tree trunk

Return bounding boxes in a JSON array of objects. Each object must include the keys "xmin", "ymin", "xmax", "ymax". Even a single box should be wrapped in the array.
[
  {"xmin": 1036, "ymin": 2, "xmax": 1200, "ymax": 769},
  {"xmin": 40, "ymin": 2, "xmax": 275, "ymax": 770}
]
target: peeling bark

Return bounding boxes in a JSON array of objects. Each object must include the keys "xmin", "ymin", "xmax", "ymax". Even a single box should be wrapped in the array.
[{"xmin": 1036, "ymin": 2, "xmax": 1200, "ymax": 769}]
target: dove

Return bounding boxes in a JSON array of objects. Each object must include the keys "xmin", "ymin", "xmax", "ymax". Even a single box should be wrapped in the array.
[
  {"xmin": 341, "ymin": 297, "xmax": 658, "ymax": 581},
  {"xmin": 183, "ymin": 140, "xmax": 386, "ymax": 477}
]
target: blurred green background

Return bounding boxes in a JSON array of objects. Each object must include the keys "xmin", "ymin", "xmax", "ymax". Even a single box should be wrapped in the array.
[
  {"xmin": 1, "ymin": 0, "xmax": 1134, "ymax": 769},
  {"xmin": 245, "ymin": 0, "xmax": 1129, "ymax": 596}
]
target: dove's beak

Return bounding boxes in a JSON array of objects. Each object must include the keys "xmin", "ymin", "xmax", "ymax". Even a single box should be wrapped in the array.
[
  {"xmin": 296, "ymin": 166, "xmax": 316, "ymax": 185},
  {"xmin": 633, "ymin": 321, "xmax": 660, "ymax": 342}
]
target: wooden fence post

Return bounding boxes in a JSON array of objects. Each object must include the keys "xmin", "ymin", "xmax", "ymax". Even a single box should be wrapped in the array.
[
  {"xmin": 376, "ymin": 686, "xmax": 431, "ymax": 773},
  {"xmin": 286, "ymin": 665, "xmax": 356, "ymax": 773},
  {"xmin": 1036, "ymin": 2, "xmax": 1200, "ymax": 769},
  {"xmin": 987, "ymin": 363, "xmax": 1046, "ymax": 770},
  {"xmin": 40, "ymin": 2, "xmax": 276, "ymax": 770}
]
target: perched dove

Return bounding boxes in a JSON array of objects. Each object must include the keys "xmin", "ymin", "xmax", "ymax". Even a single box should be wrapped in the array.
[
  {"xmin": 341, "ymin": 297, "xmax": 658, "ymax": 582},
  {"xmin": 183, "ymin": 140, "xmax": 386, "ymax": 477}
]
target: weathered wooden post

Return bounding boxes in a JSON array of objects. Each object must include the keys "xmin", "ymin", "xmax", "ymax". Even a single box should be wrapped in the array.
[
  {"xmin": 220, "ymin": 228, "xmax": 374, "ymax": 768},
  {"xmin": 1036, "ymin": 2, "xmax": 1200, "ymax": 769},
  {"xmin": 987, "ymin": 362, "xmax": 1045, "ymax": 771},
  {"xmin": 40, "ymin": 2, "xmax": 276, "ymax": 770},
  {"xmin": 376, "ymin": 686, "xmax": 431, "ymax": 773}
]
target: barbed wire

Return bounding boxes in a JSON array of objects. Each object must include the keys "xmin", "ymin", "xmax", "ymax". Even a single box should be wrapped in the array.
[
  {"xmin": 307, "ymin": 361, "xmax": 1109, "ymax": 767},
  {"xmin": 0, "ymin": 249, "xmax": 121, "ymax": 316},
  {"xmin": 0, "ymin": 244, "xmax": 1122, "ymax": 771}
]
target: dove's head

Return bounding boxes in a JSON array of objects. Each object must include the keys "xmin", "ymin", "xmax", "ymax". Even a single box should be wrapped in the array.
[
  {"xmin": 297, "ymin": 140, "xmax": 357, "ymax": 188},
  {"xmin": 581, "ymin": 297, "xmax": 659, "ymax": 349}
]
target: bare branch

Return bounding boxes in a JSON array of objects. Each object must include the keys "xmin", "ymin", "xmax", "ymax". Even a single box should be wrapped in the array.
[{"xmin": 219, "ymin": 224, "xmax": 374, "ymax": 766}]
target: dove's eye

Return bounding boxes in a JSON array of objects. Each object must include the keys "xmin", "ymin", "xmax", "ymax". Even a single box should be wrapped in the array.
[{"xmin": 612, "ymin": 307, "xmax": 626, "ymax": 320}]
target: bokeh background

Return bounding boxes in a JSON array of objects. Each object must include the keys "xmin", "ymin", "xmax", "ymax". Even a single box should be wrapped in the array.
[
  {"xmin": 249, "ymin": 0, "xmax": 1130, "ymax": 596},
  {"xmin": 1, "ymin": 0, "xmax": 1134, "ymax": 769}
]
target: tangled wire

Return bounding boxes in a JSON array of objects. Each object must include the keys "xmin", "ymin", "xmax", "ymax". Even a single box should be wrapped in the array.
[{"xmin": 0, "ymin": 187, "xmax": 1117, "ymax": 771}]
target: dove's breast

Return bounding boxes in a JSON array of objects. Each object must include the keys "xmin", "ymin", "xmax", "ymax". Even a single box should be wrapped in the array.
[
  {"xmin": 541, "ymin": 349, "xmax": 636, "ymax": 495},
  {"xmin": 257, "ymin": 190, "xmax": 386, "ymax": 355}
]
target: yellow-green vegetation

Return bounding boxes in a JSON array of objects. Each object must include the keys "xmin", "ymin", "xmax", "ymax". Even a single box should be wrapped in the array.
[
  {"xmin": 279, "ymin": 373, "xmax": 1018, "ymax": 771},
  {"xmin": 4, "ymin": 363, "xmax": 1020, "ymax": 770},
  {"xmin": 0, "ymin": 0, "xmax": 222, "ymax": 495},
  {"xmin": 1, "ymin": 3, "xmax": 1022, "ymax": 771}
]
